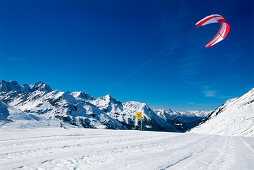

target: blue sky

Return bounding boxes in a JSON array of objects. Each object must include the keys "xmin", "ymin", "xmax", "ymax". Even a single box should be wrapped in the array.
[{"xmin": 0, "ymin": 0, "xmax": 253, "ymax": 111}]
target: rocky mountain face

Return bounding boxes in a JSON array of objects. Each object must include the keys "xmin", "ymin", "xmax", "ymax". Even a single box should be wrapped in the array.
[
  {"xmin": 2, "ymin": 80, "xmax": 204, "ymax": 131},
  {"xmin": 191, "ymin": 88, "xmax": 254, "ymax": 137}
]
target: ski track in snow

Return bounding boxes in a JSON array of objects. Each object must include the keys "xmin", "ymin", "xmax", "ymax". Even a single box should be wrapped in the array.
[{"xmin": 0, "ymin": 128, "xmax": 253, "ymax": 170}]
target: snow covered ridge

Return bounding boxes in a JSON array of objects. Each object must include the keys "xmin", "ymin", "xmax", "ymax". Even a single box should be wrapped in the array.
[
  {"xmin": 0, "ymin": 80, "xmax": 209, "ymax": 132},
  {"xmin": 0, "ymin": 80, "xmax": 52, "ymax": 93},
  {"xmin": 191, "ymin": 88, "xmax": 254, "ymax": 137}
]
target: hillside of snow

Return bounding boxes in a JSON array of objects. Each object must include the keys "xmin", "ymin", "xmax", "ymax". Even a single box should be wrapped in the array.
[
  {"xmin": 191, "ymin": 88, "xmax": 254, "ymax": 137},
  {"xmin": 0, "ymin": 100, "xmax": 63, "ymax": 128}
]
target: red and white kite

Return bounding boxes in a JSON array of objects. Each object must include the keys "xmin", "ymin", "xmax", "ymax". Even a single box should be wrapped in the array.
[{"xmin": 196, "ymin": 14, "xmax": 230, "ymax": 47}]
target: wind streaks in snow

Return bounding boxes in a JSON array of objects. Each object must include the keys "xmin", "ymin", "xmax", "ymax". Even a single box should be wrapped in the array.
[{"xmin": 0, "ymin": 128, "xmax": 253, "ymax": 170}]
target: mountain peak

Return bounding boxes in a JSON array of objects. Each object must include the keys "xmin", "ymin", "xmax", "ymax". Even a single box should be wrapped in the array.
[
  {"xmin": 71, "ymin": 91, "xmax": 94, "ymax": 100},
  {"xmin": 0, "ymin": 80, "xmax": 52, "ymax": 93},
  {"xmin": 29, "ymin": 81, "xmax": 52, "ymax": 93},
  {"xmin": 104, "ymin": 94, "xmax": 111, "ymax": 99},
  {"xmin": 99, "ymin": 94, "xmax": 121, "ymax": 104},
  {"xmin": 0, "ymin": 80, "xmax": 21, "ymax": 92}
]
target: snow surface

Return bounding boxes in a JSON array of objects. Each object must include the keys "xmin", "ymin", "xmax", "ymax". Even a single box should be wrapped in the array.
[
  {"xmin": 0, "ymin": 127, "xmax": 253, "ymax": 170},
  {"xmin": 191, "ymin": 88, "xmax": 254, "ymax": 137}
]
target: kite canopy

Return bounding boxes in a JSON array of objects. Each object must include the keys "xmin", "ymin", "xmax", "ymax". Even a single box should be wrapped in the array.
[{"xmin": 196, "ymin": 14, "xmax": 230, "ymax": 47}]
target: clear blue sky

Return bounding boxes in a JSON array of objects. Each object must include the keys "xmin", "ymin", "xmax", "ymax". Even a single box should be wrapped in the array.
[{"xmin": 0, "ymin": 0, "xmax": 253, "ymax": 111}]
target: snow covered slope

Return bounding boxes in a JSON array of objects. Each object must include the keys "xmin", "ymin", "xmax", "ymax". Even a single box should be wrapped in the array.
[
  {"xmin": 0, "ymin": 101, "xmax": 31, "ymax": 121},
  {"xmin": 0, "ymin": 100, "xmax": 62, "ymax": 128},
  {"xmin": 191, "ymin": 88, "xmax": 254, "ymax": 137},
  {"xmin": 0, "ymin": 80, "xmax": 178, "ymax": 131},
  {"xmin": 0, "ymin": 127, "xmax": 253, "ymax": 169}
]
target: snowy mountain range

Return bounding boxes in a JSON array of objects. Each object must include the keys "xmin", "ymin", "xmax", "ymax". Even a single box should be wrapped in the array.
[
  {"xmin": 191, "ymin": 88, "xmax": 254, "ymax": 137},
  {"xmin": 0, "ymin": 80, "xmax": 209, "ymax": 132},
  {"xmin": 154, "ymin": 109, "xmax": 211, "ymax": 132},
  {"xmin": 1, "ymin": 80, "xmax": 253, "ymax": 136}
]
